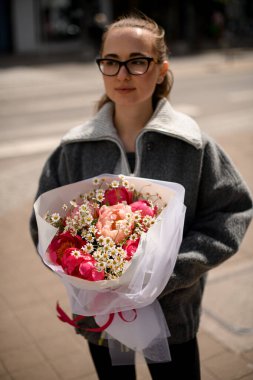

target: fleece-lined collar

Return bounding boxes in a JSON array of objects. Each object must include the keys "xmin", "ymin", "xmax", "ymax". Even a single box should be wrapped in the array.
[{"xmin": 61, "ymin": 98, "xmax": 202, "ymax": 149}]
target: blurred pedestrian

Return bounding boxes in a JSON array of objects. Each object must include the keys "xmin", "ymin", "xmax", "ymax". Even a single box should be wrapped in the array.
[{"xmin": 30, "ymin": 12, "xmax": 253, "ymax": 380}]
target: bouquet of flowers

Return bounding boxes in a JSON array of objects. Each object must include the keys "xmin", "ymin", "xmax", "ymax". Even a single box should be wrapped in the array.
[
  {"xmin": 34, "ymin": 174, "xmax": 186, "ymax": 363},
  {"xmin": 44, "ymin": 174, "xmax": 167, "ymax": 283}
]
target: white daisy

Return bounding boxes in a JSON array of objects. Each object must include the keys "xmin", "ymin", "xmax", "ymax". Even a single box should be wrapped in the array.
[
  {"xmin": 92, "ymin": 178, "xmax": 100, "ymax": 185},
  {"xmin": 111, "ymin": 180, "xmax": 119, "ymax": 188},
  {"xmin": 51, "ymin": 213, "xmax": 60, "ymax": 223}
]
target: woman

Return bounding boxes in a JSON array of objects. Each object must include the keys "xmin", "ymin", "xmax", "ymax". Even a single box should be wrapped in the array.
[{"xmin": 30, "ymin": 13, "xmax": 253, "ymax": 380}]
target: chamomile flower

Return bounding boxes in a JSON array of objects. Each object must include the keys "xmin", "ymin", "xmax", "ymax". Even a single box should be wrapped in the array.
[
  {"xmin": 111, "ymin": 180, "xmax": 119, "ymax": 188},
  {"xmin": 117, "ymin": 247, "xmax": 125, "ymax": 256},
  {"xmin": 86, "ymin": 243, "xmax": 94, "ymax": 253},
  {"xmin": 70, "ymin": 249, "xmax": 82, "ymax": 258},
  {"xmin": 124, "ymin": 228, "xmax": 131, "ymax": 235},
  {"xmin": 133, "ymin": 212, "xmax": 142, "ymax": 222},
  {"xmin": 122, "ymin": 180, "xmax": 129, "ymax": 188},
  {"xmin": 101, "ymin": 251, "xmax": 109, "ymax": 260},
  {"xmin": 84, "ymin": 214, "xmax": 93, "ymax": 225},
  {"xmin": 89, "ymin": 225, "xmax": 97, "ymax": 234},
  {"xmin": 92, "ymin": 178, "xmax": 100, "ymax": 185},
  {"xmin": 96, "ymin": 193, "xmax": 104, "ymax": 202},
  {"xmin": 51, "ymin": 213, "xmax": 60, "ymax": 223},
  {"xmin": 97, "ymin": 261, "xmax": 106, "ymax": 270},
  {"xmin": 79, "ymin": 204, "xmax": 88, "ymax": 213},
  {"xmin": 85, "ymin": 233, "xmax": 94, "ymax": 243},
  {"xmin": 93, "ymin": 249, "xmax": 103, "ymax": 260},
  {"xmin": 130, "ymin": 233, "xmax": 139, "ymax": 241},
  {"xmin": 109, "ymin": 248, "xmax": 118, "ymax": 257},
  {"xmin": 81, "ymin": 229, "xmax": 87, "ymax": 238},
  {"xmin": 108, "ymin": 240, "xmax": 115, "ymax": 248},
  {"xmin": 103, "ymin": 245, "xmax": 110, "ymax": 253},
  {"xmin": 80, "ymin": 193, "xmax": 87, "ymax": 201},
  {"xmin": 97, "ymin": 236, "xmax": 105, "ymax": 245},
  {"xmin": 106, "ymin": 259, "xmax": 114, "ymax": 269},
  {"xmin": 70, "ymin": 200, "xmax": 77, "ymax": 207},
  {"xmin": 104, "ymin": 236, "xmax": 113, "ymax": 246},
  {"xmin": 88, "ymin": 190, "xmax": 95, "ymax": 198}
]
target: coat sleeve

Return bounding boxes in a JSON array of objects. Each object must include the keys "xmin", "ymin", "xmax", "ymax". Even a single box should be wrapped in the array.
[
  {"xmin": 29, "ymin": 146, "xmax": 67, "ymax": 249},
  {"xmin": 160, "ymin": 138, "xmax": 253, "ymax": 297}
]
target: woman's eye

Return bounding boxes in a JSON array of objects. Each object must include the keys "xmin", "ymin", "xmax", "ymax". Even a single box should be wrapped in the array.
[
  {"xmin": 104, "ymin": 60, "xmax": 116, "ymax": 67},
  {"xmin": 130, "ymin": 59, "xmax": 146, "ymax": 66}
]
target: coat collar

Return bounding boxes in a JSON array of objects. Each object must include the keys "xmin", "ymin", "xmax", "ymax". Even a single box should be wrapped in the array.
[{"xmin": 61, "ymin": 98, "xmax": 202, "ymax": 149}]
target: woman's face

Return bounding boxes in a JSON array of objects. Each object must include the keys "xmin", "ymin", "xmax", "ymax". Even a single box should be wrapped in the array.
[{"xmin": 100, "ymin": 27, "xmax": 168, "ymax": 108}]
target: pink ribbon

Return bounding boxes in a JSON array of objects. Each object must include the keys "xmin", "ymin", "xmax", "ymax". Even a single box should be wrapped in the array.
[{"xmin": 56, "ymin": 302, "xmax": 137, "ymax": 332}]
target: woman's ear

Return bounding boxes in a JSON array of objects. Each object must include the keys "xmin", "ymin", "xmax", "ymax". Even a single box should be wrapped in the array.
[{"xmin": 157, "ymin": 60, "xmax": 169, "ymax": 83}]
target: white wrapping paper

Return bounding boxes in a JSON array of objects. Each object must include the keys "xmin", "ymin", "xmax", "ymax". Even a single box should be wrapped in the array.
[{"xmin": 34, "ymin": 174, "xmax": 186, "ymax": 363}]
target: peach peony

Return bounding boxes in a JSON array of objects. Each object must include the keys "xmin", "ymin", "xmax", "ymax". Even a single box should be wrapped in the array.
[{"xmin": 96, "ymin": 204, "xmax": 134, "ymax": 244}]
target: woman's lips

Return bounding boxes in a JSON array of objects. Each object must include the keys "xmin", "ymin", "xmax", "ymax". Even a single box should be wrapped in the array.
[{"xmin": 115, "ymin": 87, "xmax": 135, "ymax": 94}]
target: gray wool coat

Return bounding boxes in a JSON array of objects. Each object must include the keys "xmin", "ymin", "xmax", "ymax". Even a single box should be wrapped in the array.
[{"xmin": 30, "ymin": 98, "xmax": 253, "ymax": 345}]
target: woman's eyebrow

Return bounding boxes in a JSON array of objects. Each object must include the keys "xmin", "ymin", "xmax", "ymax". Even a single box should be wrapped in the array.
[
  {"xmin": 130, "ymin": 52, "xmax": 147, "ymax": 57},
  {"xmin": 103, "ymin": 52, "xmax": 147, "ymax": 59},
  {"xmin": 103, "ymin": 54, "xmax": 118, "ymax": 59}
]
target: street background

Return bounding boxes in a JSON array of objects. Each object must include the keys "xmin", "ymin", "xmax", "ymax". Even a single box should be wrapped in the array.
[{"xmin": 0, "ymin": 48, "xmax": 253, "ymax": 379}]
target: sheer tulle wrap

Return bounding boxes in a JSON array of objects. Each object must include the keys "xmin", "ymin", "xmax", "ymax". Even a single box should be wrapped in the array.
[{"xmin": 34, "ymin": 175, "xmax": 186, "ymax": 363}]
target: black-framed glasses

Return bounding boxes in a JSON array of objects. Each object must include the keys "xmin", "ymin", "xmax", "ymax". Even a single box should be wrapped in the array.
[{"xmin": 96, "ymin": 57, "xmax": 158, "ymax": 76}]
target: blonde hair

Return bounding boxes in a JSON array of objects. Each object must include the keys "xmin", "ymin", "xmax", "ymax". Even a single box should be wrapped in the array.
[{"xmin": 96, "ymin": 13, "xmax": 173, "ymax": 111}]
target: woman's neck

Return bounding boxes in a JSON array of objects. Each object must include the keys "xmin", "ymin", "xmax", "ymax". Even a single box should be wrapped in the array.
[{"xmin": 114, "ymin": 102, "xmax": 153, "ymax": 152}]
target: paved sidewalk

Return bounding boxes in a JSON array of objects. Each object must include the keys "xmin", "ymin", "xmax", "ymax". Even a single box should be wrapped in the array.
[{"xmin": 0, "ymin": 50, "xmax": 252, "ymax": 379}]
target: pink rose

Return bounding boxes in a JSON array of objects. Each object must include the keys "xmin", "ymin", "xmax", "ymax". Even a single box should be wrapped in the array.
[
  {"xmin": 96, "ymin": 204, "xmax": 134, "ymax": 243},
  {"xmin": 103, "ymin": 186, "xmax": 133, "ymax": 206},
  {"xmin": 130, "ymin": 200, "xmax": 155, "ymax": 217},
  {"xmin": 123, "ymin": 238, "xmax": 140, "ymax": 260},
  {"xmin": 48, "ymin": 232, "xmax": 84, "ymax": 265}
]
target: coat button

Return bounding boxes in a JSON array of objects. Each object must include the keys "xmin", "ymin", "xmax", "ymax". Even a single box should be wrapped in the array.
[{"xmin": 146, "ymin": 142, "xmax": 153, "ymax": 151}]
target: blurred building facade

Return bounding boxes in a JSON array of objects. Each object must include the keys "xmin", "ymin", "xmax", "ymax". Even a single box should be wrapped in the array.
[{"xmin": 1, "ymin": 0, "xmax": 253, "ymax": 57}]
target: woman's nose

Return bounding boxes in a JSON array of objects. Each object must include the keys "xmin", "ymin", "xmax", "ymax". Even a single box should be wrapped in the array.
[{"xmin": 116, "ymin": 64, "xmax": 130, "ymax": 80}]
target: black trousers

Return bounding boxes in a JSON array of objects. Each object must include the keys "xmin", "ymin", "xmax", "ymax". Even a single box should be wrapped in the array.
[{"xmin": 88, "ymin": 337, "xmax": 201, "ymax": 380}]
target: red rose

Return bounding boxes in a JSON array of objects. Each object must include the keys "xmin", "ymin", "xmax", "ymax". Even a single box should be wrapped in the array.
[
  {"xmin": 130, "ymin": 200, "xmax": 155, "ymax": 217},
  {"xmin": 123, "ymin": 238, "xmax": 140, "ymax": 261},
  {"xmin": 103, "ymin": 186, "xmax": 134, "ymax": 206},
  {"xmin": 48, "ymin": 232, "xmax": 84, "ymax": 265}
]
